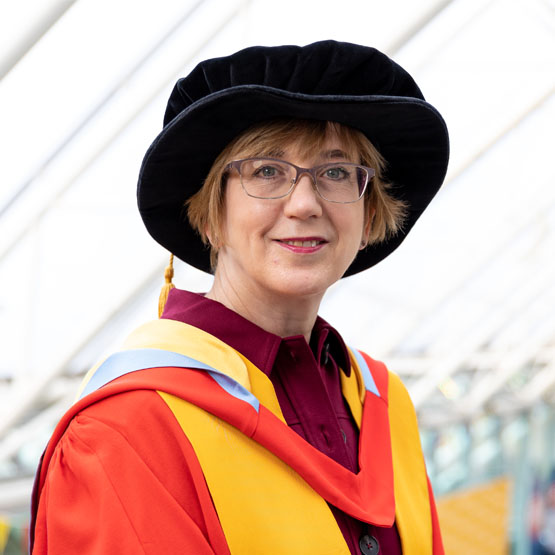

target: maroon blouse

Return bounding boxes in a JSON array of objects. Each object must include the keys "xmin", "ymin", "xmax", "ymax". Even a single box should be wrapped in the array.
[{"xmin": 162, "ymin": 288, "xmax": 401, "ymax": 554}]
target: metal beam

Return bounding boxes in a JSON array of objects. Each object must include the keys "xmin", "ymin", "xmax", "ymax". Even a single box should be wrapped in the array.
[
  {"xmin": 409, "ymin": 193, "xmax": 555, "ymax": 408},
  {"xmin": 0, "ymin": 0, "xmax": 211, "ymax": 236},
  {"xmin": 0, "ymin": 0, "xmax": 78, "ymax": 81},
  {"xmin": 386, "ymin": 0, "xmax": 459, "ymax": 55},
  {"xmin": 0, "ymin": 260, "xmax": 162, "ymax": 438},
  {"xmin": 458, "ymin": 297, "xmax": 555, "ymax": 416}
]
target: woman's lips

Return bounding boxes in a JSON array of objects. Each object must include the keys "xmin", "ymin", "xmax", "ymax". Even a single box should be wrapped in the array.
[
  {"xmin": 275, "ymin": 237, "xmax": 327, "ymax": 252},
  {"xmin": 282, "ymin": 239, "xmax": 321, "ymax": 247}
]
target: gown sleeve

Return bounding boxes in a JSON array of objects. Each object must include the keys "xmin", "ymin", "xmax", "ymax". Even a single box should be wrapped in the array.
[{"xmin": 32, "ymin": 390, "xmax": 229, "ymax": 555}]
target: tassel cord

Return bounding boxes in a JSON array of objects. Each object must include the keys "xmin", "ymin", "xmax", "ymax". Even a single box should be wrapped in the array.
[{"xmin": 158, "ymin": 253, "xmax": 175, "ymax": 317}]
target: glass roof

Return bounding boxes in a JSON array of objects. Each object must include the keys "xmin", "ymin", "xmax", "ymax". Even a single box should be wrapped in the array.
[{"xmin": 0, "ymin": 0, "xmax": 553, "ymax": 511}]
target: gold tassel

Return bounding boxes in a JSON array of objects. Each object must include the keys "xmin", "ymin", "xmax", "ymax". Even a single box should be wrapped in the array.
[{"xmin": 158, "ymin": 253, "xmax": 175, "ymax": 317}]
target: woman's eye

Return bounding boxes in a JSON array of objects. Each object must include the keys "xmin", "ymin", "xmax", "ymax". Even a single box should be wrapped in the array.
[
  {"xmin": 254, "ymin": 165, "xmax": 279, "ymax": 178},
  {"xmin": 324, "ymin": 167, "xmax": 348, "ymax": 180}
]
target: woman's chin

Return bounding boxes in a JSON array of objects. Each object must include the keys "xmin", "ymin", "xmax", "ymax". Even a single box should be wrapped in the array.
[{"xmin": 262, "ymin": 267, "xmax": 342, "ymax": 301}]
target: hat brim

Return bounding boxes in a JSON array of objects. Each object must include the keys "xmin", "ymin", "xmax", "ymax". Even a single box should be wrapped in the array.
[{"xmin": 138, "ymin": 85, "xmax": 449, "ymax": 276}]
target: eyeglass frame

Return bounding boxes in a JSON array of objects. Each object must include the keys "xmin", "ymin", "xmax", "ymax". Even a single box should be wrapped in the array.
[{"xmin": 225, "ymin": 157, "xmax": 375, "ymax": 204}]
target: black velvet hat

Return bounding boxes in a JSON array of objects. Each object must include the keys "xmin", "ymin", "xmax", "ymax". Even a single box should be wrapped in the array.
[{"xmin": 138, "ymin": 40, "xmax": 449, "ymax": 276}]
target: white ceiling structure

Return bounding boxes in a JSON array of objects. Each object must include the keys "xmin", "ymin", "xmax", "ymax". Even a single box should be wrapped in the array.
[{"xmin": 0, "ymin": 0, "xmax": 553, "ymax": 513}]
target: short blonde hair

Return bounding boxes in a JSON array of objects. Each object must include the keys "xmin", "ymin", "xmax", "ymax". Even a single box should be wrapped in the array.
[{"xmin": 187, "ymin": 119, "xmax": 407, "ymax": 270}]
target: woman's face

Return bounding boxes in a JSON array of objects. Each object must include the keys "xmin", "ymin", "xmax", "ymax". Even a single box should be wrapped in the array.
[{"xmin": 214, "ymin": 132, "xmax": 370, "ymax": 303}]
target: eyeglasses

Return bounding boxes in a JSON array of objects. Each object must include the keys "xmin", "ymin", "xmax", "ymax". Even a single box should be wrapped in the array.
[{"xmin": 225, "ymin": 158, "xmax": 374, "ymax": 204}]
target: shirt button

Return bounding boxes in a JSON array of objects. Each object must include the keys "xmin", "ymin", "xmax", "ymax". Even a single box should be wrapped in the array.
[{"xmin": 359, "ymin": 534, "xmax": 380, "ymax": 555}]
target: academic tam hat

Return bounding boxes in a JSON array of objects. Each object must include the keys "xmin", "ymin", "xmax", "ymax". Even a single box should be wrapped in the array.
[{"xmin": 138, "ymin": 39, "xmax": 449, "ymax": 276}]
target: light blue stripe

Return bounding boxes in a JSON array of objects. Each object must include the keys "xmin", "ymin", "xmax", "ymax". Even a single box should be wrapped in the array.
[
  {"xmin": 349, "ymin": 348, "xmax": 380, "ymax": 398},
  {"xmin": 79, "ymin": 348, "xmax": 260, "ymax": 412}
]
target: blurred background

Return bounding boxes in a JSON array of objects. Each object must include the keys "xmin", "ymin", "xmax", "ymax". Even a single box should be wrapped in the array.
[{"xmin": 0, "ymin": 0, "xmax": 554, "ymax": 553}]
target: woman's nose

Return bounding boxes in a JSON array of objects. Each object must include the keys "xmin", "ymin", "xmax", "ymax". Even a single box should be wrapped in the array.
[{"xmin": 283, "ymin": 174, "xmax": 323, "ymax": 219}]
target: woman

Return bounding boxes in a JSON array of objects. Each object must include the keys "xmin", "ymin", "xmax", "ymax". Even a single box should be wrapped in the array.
[{"xmin": 30, "ymin": 41, "xmax": 449, "ymax": 554}]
